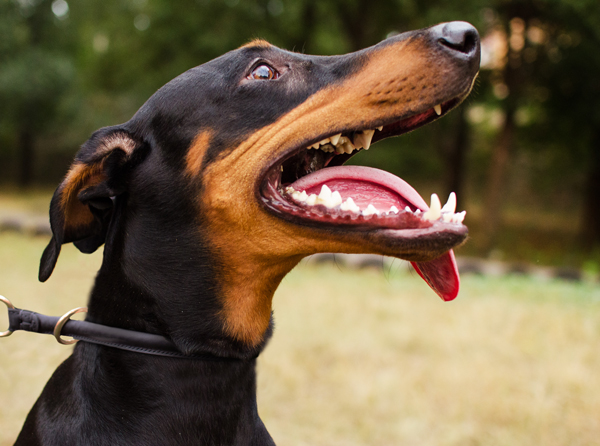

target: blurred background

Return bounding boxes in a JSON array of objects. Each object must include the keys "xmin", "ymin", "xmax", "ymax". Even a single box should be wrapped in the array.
[
  {"xmin": 1, "ymin": 0, "xmax": 600, "ymax": 267},
  {"xmin": 1, "ymin": 0, "xmax": 600, "ymax": 445}
]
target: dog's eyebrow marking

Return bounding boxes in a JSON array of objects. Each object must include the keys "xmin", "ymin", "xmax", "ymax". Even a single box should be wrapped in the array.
[
  {"xmin": 186, "ymin": 130, "xmax": 213, "ymax": 177},
  {"xmin": 97, "ymin": 133, "xmax": 137, "ymax": 157},
  {"xmin": 238, "ymin": 39, "xmax": 272, "ymax": 50}
]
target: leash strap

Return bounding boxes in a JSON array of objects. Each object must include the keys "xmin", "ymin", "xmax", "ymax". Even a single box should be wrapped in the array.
[{"xmin": 2, "ymin": 299, "xmax": 237, "ymax": 361}]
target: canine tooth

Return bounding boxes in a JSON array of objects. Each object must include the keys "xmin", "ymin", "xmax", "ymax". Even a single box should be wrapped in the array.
[
  {"xmin": 376, "ymin": 126, "xmax": 383, "ymax": 131},
  {"xmin": 340, "ymin": 197, "xmax": 360, "ymax": 213},
  {"xmin": 362, "ymin": 129, "xmax": 375, "ymax": 150},
  {"xmin": 318, "ymin": 185, "xmax": 332, "ymax": 200},
  {"xmin": 434, "ymin": 104, "xmax": 442, "ymax": 116},
  {"xmin": 330, "ymin": 133, "xmax": 341, "ymax": 145},
  {"xmin": 363, "ymin": 204, "xmax": 379, "ymax": 216},
  {"xmin": 353, "ymin": 130, "xmax": 374, "ymax": 150},
  {"xmin": 441, "ymin": 192, "xmax": 457, "ymax": 214},
  {"xmin": 423, "ymin": 193, "xmax": 441, "ymax": 221}
]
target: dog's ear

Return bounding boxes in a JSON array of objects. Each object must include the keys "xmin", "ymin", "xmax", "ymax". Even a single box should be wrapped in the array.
[{"xmin": 39, "ymin": 128, "xmax": 147, "ymax": 282}]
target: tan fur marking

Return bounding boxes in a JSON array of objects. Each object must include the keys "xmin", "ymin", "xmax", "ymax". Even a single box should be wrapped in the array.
[
  {"xmin": 200, "ymin": 36, "xmax": 474, "ymax": 345},
  {"xmin": 239, "ymin": 39, "xmax": 272, "ymax": 50},
  {"xmin": 60, "ymin": 162, "xmax": 105, "ymax": 229},
  {"xmin": 59, "ymin": 133, "xmax": 136, "ymax": 232},
  {"xmin": 185, "ymin": 131, "xmax": 213, "ymax": 177}
]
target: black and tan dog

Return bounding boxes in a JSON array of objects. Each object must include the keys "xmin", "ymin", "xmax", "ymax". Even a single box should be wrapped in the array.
[{"xmin": 16, "ymin": 21, "xmax": 480, "ymax": 445}]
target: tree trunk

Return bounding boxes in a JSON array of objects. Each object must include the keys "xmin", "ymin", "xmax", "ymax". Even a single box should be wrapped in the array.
[
  {"xmin": 18, "ymin": 128, "xmax": 34, "ymax": 188},
  {"xmin": 581, "ymin": 128, "xmax": 600, "ymax": 248},
  {"xmin": 479, "ymin": 105, "xmax": 516, "ymax": 253}
]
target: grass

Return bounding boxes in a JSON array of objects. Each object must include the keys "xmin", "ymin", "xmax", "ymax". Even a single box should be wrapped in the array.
[{"xmin": 0, "ymin": 232, "xmax": 599, "ymax": 445}]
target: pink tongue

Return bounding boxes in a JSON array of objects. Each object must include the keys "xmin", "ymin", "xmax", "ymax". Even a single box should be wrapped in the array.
[
  {"xmin": 290, "ymin": 166, "xmax": 460, "ymax": 301},
  {"xmin": 411, "ymin": 252, "xmax": 460, "ymax": 302}
]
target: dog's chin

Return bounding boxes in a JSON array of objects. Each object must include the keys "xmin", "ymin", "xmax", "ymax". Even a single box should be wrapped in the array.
[{"xmin": 258, "ymin": 96, "xmax": 469, "ymax": 301}]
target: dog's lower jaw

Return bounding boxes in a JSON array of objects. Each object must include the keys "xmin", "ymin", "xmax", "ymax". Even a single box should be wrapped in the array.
[{"xmin": 15, "ymin": 343, "xmax": 276, "ymax": 446}]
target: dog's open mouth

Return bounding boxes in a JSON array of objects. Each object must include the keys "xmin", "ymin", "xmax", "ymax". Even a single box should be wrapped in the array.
[{"xmin": 259, "ymin": 97, "xmax": 468, "ymax": 301}]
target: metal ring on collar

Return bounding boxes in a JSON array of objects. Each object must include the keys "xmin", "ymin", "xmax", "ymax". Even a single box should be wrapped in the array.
[
  {"xmin": 0, "ymin": 295, "xmax": 15, "ymax": 338},
  {"xmin": 54, "ymin": 307, "xmax": 88, "ymax": 345}
]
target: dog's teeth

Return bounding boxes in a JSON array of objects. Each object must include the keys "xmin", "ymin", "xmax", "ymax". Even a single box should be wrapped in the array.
[
  {"xmin": 442, "ymin": 213, "xmax": 453, "ymax": 222},
  {"xmin": 319, "ymin": 138, "xmax": 330, "ymax": 146},
  {"xmin": 453, "ymin": 210, "xmax": 466, "ymax": 224},
  {"xmin": 441, "ymin": 192, "xmax": 456, "ymax": 214},
  {"xmin": 340, "ymin": 197, "xmax": 360, "ymax": 213},
  {"xmin": 434, "ymin": 104, "xmax": 442, "ymax": 116},
  {"xmin": 376, "ymin": 126, "xmax": 383, "ymax": 131},
  {"xmin": 404, "ymin": 206, "xmax": 411, "ymax": 213},
  {"xmin": 306, "ymin": 194, "xmax": 317, "ymax": 205},
  {"xmin": 330, "ymin": 191, "xmax": 343, "ymax": 207},
  {"xmin": 423, "ymin": 193, "xmax": 441, "ymax": 221},
  {"xmin": 363, "ymin": 204, "xmax": 379, "ymax": 216},
  {"xmin": 362, "ymin": 129, "xmax": 375, "ymax": 150},
  {"xmin": 389, "ymin": 206, "xmax": 399, "ymax": 214},
  {"xmin": 317, "ymin": 184, "xmax": 332, "ymax": 200},
  {"xmin": 330, "ymin": 133, "xmax": 341, "ymax": 145},
  {"xmin": 320, "ymin": 144, "xmax": 335, "ymax": 153},
  {"xmin": 352, "ymin": 134, "xmax": 363, "ymax": 149},
  {"xmin": 353, "ymin": 130, "xmax": 374, "ymax": 150},
  {"xmin": 293, "ymin": 190, "xmax": 308, "ymax": 202}
]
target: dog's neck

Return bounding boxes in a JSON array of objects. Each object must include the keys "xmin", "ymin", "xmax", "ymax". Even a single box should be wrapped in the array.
[{"xmin": 26, "ymin": 341, "xmax": 276, "ymax": 446}]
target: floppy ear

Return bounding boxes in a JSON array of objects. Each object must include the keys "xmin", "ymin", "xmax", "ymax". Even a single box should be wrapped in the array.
[{"xmin": 39, "ymin": 128, "xmax": 146, "ymax": 282}]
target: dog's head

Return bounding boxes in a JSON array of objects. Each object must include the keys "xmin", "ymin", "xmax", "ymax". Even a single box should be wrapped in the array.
[{"xmin": 40, "ymin": 22, "xmax": 480, "ymax": 352}]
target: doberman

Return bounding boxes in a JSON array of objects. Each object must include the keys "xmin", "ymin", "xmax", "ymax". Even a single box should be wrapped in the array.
[{"xmin": 14, "ymin": 21, "xmax": 480, "ymax": 445}]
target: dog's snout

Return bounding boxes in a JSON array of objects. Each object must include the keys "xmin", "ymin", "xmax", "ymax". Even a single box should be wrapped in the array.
[{"xmin": 432, "ymin": 21, "xmax": 480, "ymax": 59}]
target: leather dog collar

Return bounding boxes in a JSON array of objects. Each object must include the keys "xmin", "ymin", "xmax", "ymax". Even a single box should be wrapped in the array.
[{"xmin": 1, "ymin": 296, "xmax": 242, "ymax": 361}]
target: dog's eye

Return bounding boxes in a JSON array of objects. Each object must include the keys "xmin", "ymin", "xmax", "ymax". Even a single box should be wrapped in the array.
[{"xmin": 248, "ymin": 64, "xmax": 279, "ymax": 80}]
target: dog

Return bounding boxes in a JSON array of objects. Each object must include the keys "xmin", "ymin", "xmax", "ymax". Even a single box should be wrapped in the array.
[{"xmin": 14, "ymin": 21, "xmax": 480, "ymax": 445}]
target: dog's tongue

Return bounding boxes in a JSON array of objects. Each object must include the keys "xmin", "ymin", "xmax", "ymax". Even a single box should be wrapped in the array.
[
  {"xmin": 289, "ymin": 165, "xmax": 460, "ymax": 301},
  {"xmin": 411, "ymin": 252, "xmax": 460, "ymax": 301}
]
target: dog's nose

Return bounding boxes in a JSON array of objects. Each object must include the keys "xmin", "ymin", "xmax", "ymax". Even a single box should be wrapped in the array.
[{"xmin": 431, "ymin": 21, "xmax": 480, "ymax": 59}]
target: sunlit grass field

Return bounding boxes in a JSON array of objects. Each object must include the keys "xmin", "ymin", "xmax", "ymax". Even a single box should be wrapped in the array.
[{"xmin": 1, "ymin": 232, "xmax": 599, "ymax": 445}]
